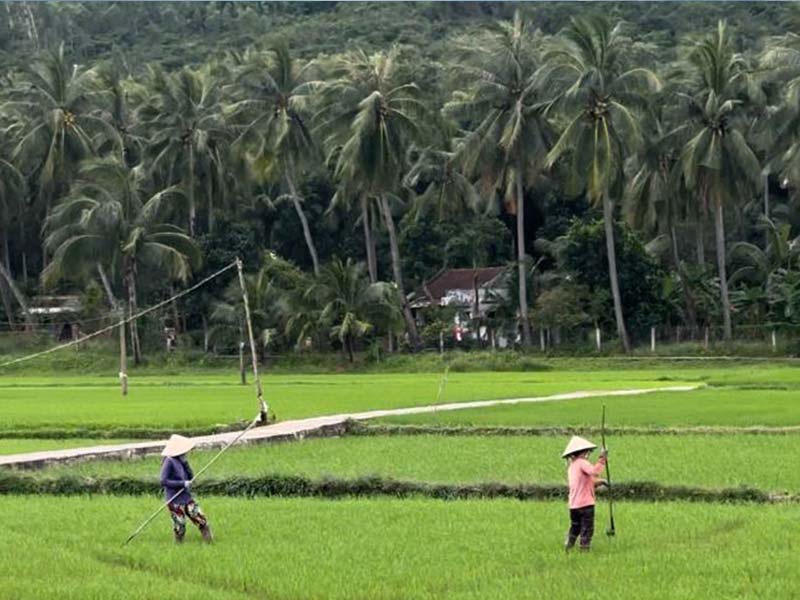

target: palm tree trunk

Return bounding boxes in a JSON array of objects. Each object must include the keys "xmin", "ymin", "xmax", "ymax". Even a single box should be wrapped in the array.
[
  {"xmin": 126, "ymin": 266, "xmax": 142, "ymax": 364},
  {"xmin": 361, "ymin": 195, "xmax": 378, "ymax": 283},
  {"xmin": 602, "ymin": 194, "xmax": 630, "ymax": 352},
  {"xmin": 696, "ymin": 221, "xmax": 705, "ymax": 267},
  {"xmin": 714, "ymin": 194, "xmax": 732, "ymax": 341},
  {"xmin": 207, "ymin": 177, "xmax": 215, "ymax": 234},
  {"xmin": 672, "ymin": 227, "xmax": 698, "ymax": 333},
  {"xmin": 515, "ymin": 173, "xmax": 532, "ymax": 347},
  {"xmin": 188, "ymin": 143, "xmax": 196, "ymax": 237},
  {"xmin": 379, "ymin": 195, "xmax": 420, "ymax": 349},
  {"xmin": 670, "ymin": 225, "xmax": 680, "ymax": 271},
  {"xmin": 0, "ymin": 280, "xmax": 15, "ymax": 329},
  {"xmin": 0, "ymin": 260, "xmax": 33, "ymax": 330},
  {"xmin": 0, "ymin": 232, "xmax": 15, "ymax": 329},
  {"xmin": 170, "ymin": 285, "xmax": 181, "ymax": 333},
  {"xmin": 119, "ymin": 304, "xmax": 128, "ymax": 396},
  {"xmin": 286, "ymin": 171, "xmax": 320, "ymax": 276},
  {"xmin": 97, "ymin": 263, "xmax": 118, "ymax": 310},
  {"xmin": 2, "ymin": 230, "xmax": 10, "ymax": 272}
]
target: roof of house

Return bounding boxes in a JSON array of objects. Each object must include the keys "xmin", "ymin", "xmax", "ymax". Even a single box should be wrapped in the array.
[{"xmin": 413, "ymin": 267, "xmax": 506, "ymax": 304}]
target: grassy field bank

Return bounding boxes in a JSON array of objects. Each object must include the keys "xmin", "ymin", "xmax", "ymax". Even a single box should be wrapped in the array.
[{"xmin": 0, "ymin": 496, "xmax": 797, "ymax": 600}]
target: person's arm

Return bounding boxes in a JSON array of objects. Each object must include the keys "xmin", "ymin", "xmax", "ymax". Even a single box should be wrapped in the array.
[
  {"xmin": 160, "ymin": 459, "xmax": 186, "ymax": 488},
  {"xmin": 580, "ymin": 454, "xmax": 607, "ymax": 476}
]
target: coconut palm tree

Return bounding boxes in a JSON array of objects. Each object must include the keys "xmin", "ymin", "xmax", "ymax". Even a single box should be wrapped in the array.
[
  {"xmin": 403, "ymin": 145, "xmax": 482, "ymax": 222},
  {"xmin": 729, "ymin": 215, "xmax": 800, "ymax": 327},
  {"xmin": 43, "ymin": 156, "xmax": 199, "ymax": 362},
  {"xmin": 312, "ymin": 257, "xmax": 400, "ymax": 362},
  {"xmin": 319, "ymin": 48, "xmax": 424, "ymax": 348},
  {"xmin": 544, "ymin": 16, "xmax": 661, "ymax": 352},
  {"xmin": 5, "ymin": 44, "xmax": 120, "ymax": 265},
  {"xmin": 625, "ymin": 114, "xmax": 701, "ymax": 332},
  {"xmin": 758, "ymin": 34, "xmax": 800, "ymax": 200},
  {"xmin": 314, "ymin": 48, "xmax": 409, "ymax": 286},
  {"xmin": 92, "ymin": 53, "xmax": 147, "ymax": 166},
  {"xmin": 137, "ymin": 65, "xmax": 230, "ymax": 236},
  {"xmin": 229, "ymin": 42, "xmax": 322, "ymax": 275},
  {"xmin": 678, "ymin": 21, "xmax": 761, "ymax": 341},
  {"xmin": 443, "ymin": 11, "xmax": 553, "ymax": 347},
  {"xmin": 0, "ymin": 156, "xmax": 28, "ymax": 326}
]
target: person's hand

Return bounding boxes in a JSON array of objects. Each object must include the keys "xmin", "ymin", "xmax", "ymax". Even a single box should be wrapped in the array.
[
  {"xmin": 599, "ymin": 448, "xmax": 609, "ymax": 459},
  {"xmin": 183, "ymin": 480, "xmax": 192, "ymax": 491}
]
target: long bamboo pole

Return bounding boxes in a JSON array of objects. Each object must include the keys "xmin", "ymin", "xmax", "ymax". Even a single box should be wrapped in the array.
[
  {"xmin": 236, "ymin": 257, "xmax": 268, "ymax": 424},
  {"xmin": 123, "ymin": 413, "xmax": 262, "ymax": 545}
]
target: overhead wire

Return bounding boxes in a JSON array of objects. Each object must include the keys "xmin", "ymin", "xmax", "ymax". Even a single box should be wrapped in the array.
[{"xmin": 0, "ymin": 260, "xmax": 239, "ymax": 369}]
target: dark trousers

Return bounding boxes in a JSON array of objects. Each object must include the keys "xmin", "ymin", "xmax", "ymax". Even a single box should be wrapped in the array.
[{"xmin": 566, "ymin": 505, "xmax": 595, "ymax": 550}]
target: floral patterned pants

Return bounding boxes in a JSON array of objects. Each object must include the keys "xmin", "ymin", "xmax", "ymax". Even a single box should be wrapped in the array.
[{"xmin": 168, "ymin": 501, "xmax": 208, "ymax": 540}]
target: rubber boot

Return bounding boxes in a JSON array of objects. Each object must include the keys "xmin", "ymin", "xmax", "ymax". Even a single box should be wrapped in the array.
[{"xmin": 200, "ymin": 525, "xmax": 214, "ymax": 543}]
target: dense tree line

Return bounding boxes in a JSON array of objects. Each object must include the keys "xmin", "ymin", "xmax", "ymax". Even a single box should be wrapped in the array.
[{"xmin": 3, "ymin": 3, "xmax": 800, "ymax": 356}]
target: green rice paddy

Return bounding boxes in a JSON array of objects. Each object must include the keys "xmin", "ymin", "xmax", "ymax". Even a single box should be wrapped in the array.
[
  {"xmin": 0, "ymin": 496, "xmax": 797, "ymax": 599},
  {"xmin": 30, "ymin": 433, "xmax": 800, "ymax": 493},
  {"xmin": 2, "ymin": 361, "xmax": 800, "ymax": 598},
  {"xmin": 0, "ymin": 370, "xmax": 691, "ymax": 432},
  {"xmin": 381, "ymin": 387, "xmax": 800, "ymax": 427}
]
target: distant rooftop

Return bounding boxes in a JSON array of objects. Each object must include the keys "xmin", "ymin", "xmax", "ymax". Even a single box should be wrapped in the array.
[{"xmin": 412, "ymin": 267, "xmax": 506, "ymax": 306}]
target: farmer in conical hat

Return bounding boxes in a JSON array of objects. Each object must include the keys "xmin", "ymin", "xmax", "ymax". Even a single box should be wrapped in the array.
[
  {"xmin": 562, "ymin": 435, "xmax": 607, "ymax": 552},
  {"xmin": 160, "ymin": 434, "xmax": 213, "ymax": 543}
]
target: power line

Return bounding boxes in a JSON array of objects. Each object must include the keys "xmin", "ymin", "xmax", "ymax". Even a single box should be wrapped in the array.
[{"xmin": 0, "ymin": 261, "xmax": 239, "ymax": 369}]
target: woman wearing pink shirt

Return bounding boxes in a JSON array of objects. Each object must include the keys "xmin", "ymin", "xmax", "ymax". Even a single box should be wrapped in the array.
[{"xmin": 562, "ymin": 436, "xmax": 608, "ymax": 552}]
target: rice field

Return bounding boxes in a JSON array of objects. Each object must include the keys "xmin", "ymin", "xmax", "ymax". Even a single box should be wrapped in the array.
[
  {"xmin": 0, "ymin": 496, "xmax": 798, "ymax": 600},
  {"xmin": 30, "ymin": 433, "xmax": 800, "ymax": 493},
  {"xmin": 0, "ymin": 370, "xmax": 693, "ymax": 433},
  {"xmin": 380, "ymin": 387, "xmax": 800, "ymax": 428},
  {"xmin": 3, "ymin": 361, "xmax": 800, "ymax": 598}
]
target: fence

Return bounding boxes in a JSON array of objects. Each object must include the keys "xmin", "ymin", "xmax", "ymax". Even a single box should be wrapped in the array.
[{"xmin": 413, "ymin": 322, "xmax": 800, "ymax": 356}]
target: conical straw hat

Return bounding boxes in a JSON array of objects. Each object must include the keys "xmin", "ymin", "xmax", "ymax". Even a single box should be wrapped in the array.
[
  {"xmin": 562, "ymin": 435, "xmax": 597, "ymax": 458},
  {"xmin": 161, "ymin": 434, "xmax": 196, "ymax": 457}
]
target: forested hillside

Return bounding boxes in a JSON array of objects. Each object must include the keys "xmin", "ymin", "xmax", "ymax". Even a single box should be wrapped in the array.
[{"xmin": 2, "ymin": 1, "xmax": 800, "ymax": 357}]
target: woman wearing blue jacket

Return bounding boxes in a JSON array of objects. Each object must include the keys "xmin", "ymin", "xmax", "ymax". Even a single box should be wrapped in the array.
[{"xmin": 160, "ymin": 435, "xmax": 213, "ymax": 543}]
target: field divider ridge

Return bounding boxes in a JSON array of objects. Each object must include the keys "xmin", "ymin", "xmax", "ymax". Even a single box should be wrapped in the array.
[
  {"xmin": 347, "ymin": 423, "xmax": 800, "ymax": 436},
  {"xmin": 0, "ymin": 472, "xmax": 795, "ymax": 504}
]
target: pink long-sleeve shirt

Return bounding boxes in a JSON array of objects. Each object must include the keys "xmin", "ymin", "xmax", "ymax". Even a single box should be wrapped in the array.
[{"xmin": 567, "ymin": 456, "xmax": 607, "ymax": 509}]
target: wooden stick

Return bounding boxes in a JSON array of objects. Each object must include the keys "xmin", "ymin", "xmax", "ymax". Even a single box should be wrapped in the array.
[
  {"xmin": 123, "ymin": 413, "xmax": 262, "ymax": 546},
  {"xmin": 236, "ymin": 258, "xmax": 268, "ymax": 423}
]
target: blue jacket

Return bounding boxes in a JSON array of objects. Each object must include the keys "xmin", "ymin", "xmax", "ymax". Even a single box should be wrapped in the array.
[{"xmin": 160, "ymin": 456, "xmax": 194, "ymax": 504}]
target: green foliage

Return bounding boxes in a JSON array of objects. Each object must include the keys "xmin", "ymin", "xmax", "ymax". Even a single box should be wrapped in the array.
[
  {"xmin": 5, "ymin": 5, "xmax": 800, "ymax": 355},
  {"xmin": 561, "ymin": 219, "xmax": 668, "ymax": 334},
  {"xmin": 400, "ymin": 214, "xmax": 511, "ymax": 289}
]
